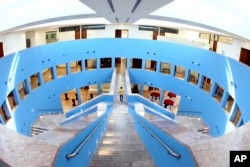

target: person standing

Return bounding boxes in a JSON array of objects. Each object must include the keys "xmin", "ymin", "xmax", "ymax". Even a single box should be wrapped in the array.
[{"xmin": 118, "ymin": 86, "xmax": 124, "ymax": 103}]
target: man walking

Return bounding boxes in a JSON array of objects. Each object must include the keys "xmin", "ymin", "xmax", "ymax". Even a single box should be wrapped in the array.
[{"xmin": 118, "ymin": 86, "xmax": 124, "ymax": 103}]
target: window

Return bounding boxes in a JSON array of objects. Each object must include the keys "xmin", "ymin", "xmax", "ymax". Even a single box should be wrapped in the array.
[
  {"xmin": 61, "ymin": 89, "xmax": 78, "ymax": 114},
  {"xmin": 30, "ymin": 73, "xmax": 40, "ymax": 90},
  {"xmin": 188, "ymin": 70, "xmax": 199, "ymax": 85},
  {"xmin": 85, "ymin": 59, "xmax": 97, "ymax": 70},
  {"xmin": 163, "ymin": 90, "xmax": 180, "ymax": 114},
  {"xmin": 213, "ymin": 83, "xmax": 224, "ymax": 103},
  {"xmin": 56, "ymin": 63, "xmax": 67, "ymax": 77},
  {"xmin": 0, "ymin": 105, "xmax": 9, "ymax": 123},
  {"xmin": 145, "ymin": 60, "xmax": 157, "ymax": 71},
  {"xmin": 160, "ymin": 62, "xmax": 171, "ymax": 75},
  {"xmin": 100, "ymin": 58, "xmax": 112, "ymax": 68},
  {"xmin": 130, "ymin": 58, "xmax": 142, "ymax": 69},
  {"xmin": 7, "ymin": 91, "xmax": 17, "ymax": 110},
  {"xmin": 131, "ymin": 84, "xmax": 140, "ymax": 93},
  {"xmin": 143, "ymin": 86, "xmax": 161, "ymax": 104},
  {"xmin": 174, "ymin": 65, "xmax": 185, "ymax": 79},
  {"xmin": 224, "ymin": 94, "xmax": 234, "ymax": 114},
  {"xmin": 46, "ymin": 31, "xmax": 57, "ymax": 44},
  {"xmin": 139, "ymin": 25, "xmax": 178, "ymax": 34},
  {"xmin": 43, "ymin": 67, "xmax": 53, "ymax": 83},
  {"xmin": 101, "ymin": 83, "xmax": 110, "ymax": 93},
  {"xmin": 70, "ymin": 60, "xmax": 82, "ymax": 73},
  {"xmin": 18, "ymin": 81, "xmax": 28, "ymax": 100},
  {"xmin": 230, "ymin": 105, "xmax": 241, "ymax": 126},
  {"xmin": 201, "ymin": 76, "xmax": 212, "ymax": 93}
]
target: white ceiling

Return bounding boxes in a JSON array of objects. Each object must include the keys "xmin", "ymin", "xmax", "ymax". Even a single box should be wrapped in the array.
[{"xmin": 1, "ymin": 0, "xmax": 250, "ymax": 40}]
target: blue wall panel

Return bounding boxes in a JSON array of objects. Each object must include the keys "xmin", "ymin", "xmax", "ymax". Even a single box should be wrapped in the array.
[{"xmin": 0, "ymin": 38, "xmax": 249, "ymax": 137}]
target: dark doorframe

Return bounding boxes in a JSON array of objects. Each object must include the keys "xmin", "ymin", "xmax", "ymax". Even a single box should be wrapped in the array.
[
  {"xmin": 239, "ymin": 48, "xmax": 250, "ymax": 66},
  {"xmin": 0, "ymin": 42, "xmax": 4, "ymax": 58},
  {"xmin": 26, "ymin": 39, "xmax": 31, "ymax": 48}
]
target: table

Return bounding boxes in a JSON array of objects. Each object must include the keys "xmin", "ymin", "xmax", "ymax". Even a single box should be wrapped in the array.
[
  {"xmin": 150, "ymin": 91, "xmax": 160, "ymax": 100},
  {"xmin": 164, "ymin": 99, "xmax": 174, "ymax": 109},
  {"xmin": 167, "ymin": 92, "xmax": 176, "ymax": 98}
]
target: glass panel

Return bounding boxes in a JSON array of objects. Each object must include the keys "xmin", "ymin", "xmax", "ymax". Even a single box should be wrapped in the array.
[
  {"xmin": 189, "ymin": 70, "xmax": 199, "ymax": 85},
  {"xmin": 160, "ymin": 62, "xmax": 171, "ymax": 74},
  {"xmin": 174, "ymin": 65, "xmax": 185, "ymax": 79},
  {"xmin": 56, "ymin": 63, "xmax": 67, "ymax": 77},
  {"xmin": 85, "ymin": 59, "xmax": 97, "ymax": 70}
]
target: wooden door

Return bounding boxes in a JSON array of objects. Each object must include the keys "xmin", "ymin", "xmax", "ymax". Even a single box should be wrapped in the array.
[
  {"xmin": 212, "ymin": 41, "xmax": 218, "ymax": 52},
  {"xmin": 75, "ymin": 29, "xmax": 87, "ymax": 39},
  {"xmin": 75, "ymin": 30, "xmax": 80, "ymax": 39},
  {"xmin": 153, "ymin": 31, "xmax": 158, "ymax": 40},
  {"xmin": 0, "ymin": 42, "xmax": 4, "ymax": 58},
  {"xmin": 81, "ymin": 30, "xmax": 87, "ymax": 39},
  {"xmin": 115, "ymin": 29, "xmax": 122, "ymax": 38},
  {"xmin": 239, "ymin": 48, "xmax": 250, "ymax": 66}
]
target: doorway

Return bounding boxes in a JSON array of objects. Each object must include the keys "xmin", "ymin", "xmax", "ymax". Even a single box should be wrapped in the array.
[
  {"xmin": 115, "ymin": 29, "xmax": 128, "ymax": 38},
  {"xmin": 153, "ymin": 31, "xmax": 158, "ymax": 40},
  {"xmin": 239, "ymin": 48, "xmax": 250, "ymax": 66},
  {"xmin": 75, "ymin": 29, "xmax": 87, "ymax": 39},
  {"xmin": 0, "ymin": 42, "xmax": 4, "ymax": 58},
  {"xmin": 115, "ymin": 57, "xmax": 127, "ymax": 74}
]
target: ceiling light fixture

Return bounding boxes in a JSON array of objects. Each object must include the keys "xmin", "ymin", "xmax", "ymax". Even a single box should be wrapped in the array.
[
  {"xmin": 107, "ymin": 0, "xmax": 115, "ymax": 12},
  {"xmin": 115, "ymin": 18, "xmax": 119, "ymax": 23},
  {"xmin": 125, "ymin": 18, "xmax": 130, "ymax": 23},
  {"xmin": 131, "ymin": 0, "xmax": 142, "ymax": 13}
]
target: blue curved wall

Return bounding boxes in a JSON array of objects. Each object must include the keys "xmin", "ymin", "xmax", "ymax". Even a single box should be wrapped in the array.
[{"xmin": 0, "ymin": 38, "xmax": 249, "ymax": 137}]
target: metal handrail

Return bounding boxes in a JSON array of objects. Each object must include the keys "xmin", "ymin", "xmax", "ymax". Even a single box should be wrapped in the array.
[
  {"xmin": 136, "ymin": 117, "xmax": 181, "ymax": 158},
  {"xmin": 66, "ymin": 117, "xmax": 106, "ymax": 159}
]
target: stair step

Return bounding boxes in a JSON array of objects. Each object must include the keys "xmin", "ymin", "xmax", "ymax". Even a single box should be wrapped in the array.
[{"xmin": 31, "ymin": 126, "xmax": 49, "ymax": 137}]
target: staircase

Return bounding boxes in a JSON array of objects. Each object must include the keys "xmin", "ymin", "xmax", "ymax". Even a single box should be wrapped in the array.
[
  {"xmin": 30, "ymin": 126, "xmax": 49, "ymax": 137},
  {"xmin": 90, "ymin": 67, "xmax": 154, "ymax": 167}
]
